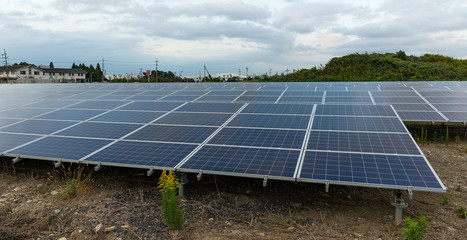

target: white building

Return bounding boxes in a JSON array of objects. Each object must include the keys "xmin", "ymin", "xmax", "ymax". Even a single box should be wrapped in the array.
[{"xmin": 0, "ymin": 65, "xmax": 87, "ymax": 83}]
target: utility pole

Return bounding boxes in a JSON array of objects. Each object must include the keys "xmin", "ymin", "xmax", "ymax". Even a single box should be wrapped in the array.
[
  {"xmin": 245, "ymin": 67, "xmax": 248, "ymax": 78},
  {"xmin": 238, "ymin": 68, "xmax": 241, "ymax": 77},
  {"xmin": 155, "ymin": 58, "xmax": 159, "ymax": 82},
  {"xmin": 269, "ymin": 68, "xmax": 272, "ymax": 77},
  {"xmin": 2, "ymin": 49, "xmax": 8, "ymax": 83}
]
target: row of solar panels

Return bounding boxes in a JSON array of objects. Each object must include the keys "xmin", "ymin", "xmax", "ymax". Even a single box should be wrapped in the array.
[{"xmin": 0, "ymin": 101, "xmax": 445, "ymax": 192}]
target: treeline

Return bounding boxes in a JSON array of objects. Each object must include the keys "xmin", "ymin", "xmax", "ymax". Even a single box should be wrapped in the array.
[
  {"xmin": 72, "ymin": 63, "xmax": 104, "ymax": 82},
  {"xmin": 260, "ymin": 51, "xmax": 467, "ymax": 81}
]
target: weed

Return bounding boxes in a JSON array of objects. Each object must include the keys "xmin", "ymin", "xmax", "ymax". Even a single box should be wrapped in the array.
[
  {"xmin": 445, "ymin": 127, "xmax": 449, "ymax": 145},
  {"xmin": 38, "ymin": 188, "xmax": 47, "ymax": 194},
  {"xmin": 158, "ymin": 169, "xmax": 184, "ymax": 229},
  {"xmin": 421, "ymin": 199, "xmax": 429, "ymax": 205},
  {"xmin": 455, "ymin": 136, "xmax": 460, "ymax": 143},
  {"xmin": 403, "ymin": 215, "xmax": 429, "ymax": 240},
  {"xmin": 52, "ymin": 163, "xmax": 93, "ymax": 200},
  {"xmin": 458, "ymin": 206, "xmax": 466, "ymax": 218},
  {"xmin": 441, "ymin": 194, "xmax": 449, "ymax": 205},
  {"xmin": 455, "ymin": 185, "xmax": 463, "ymax": 192}
]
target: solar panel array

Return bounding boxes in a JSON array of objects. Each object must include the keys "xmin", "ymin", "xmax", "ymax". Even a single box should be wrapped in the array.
[{"xmin": 0, "ymin": 81, "xmax": 461, "ymax": 193}]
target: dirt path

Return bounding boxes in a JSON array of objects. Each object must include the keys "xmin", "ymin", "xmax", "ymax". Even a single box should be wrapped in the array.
[{"xmin": 1, "ymin": 142, "xmax": 466, "ymax": 240}]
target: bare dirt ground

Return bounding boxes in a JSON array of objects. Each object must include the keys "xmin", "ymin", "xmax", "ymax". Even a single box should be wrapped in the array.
[{"xmin": 0, "ymin": 142, "xmax": 466, "ymax": 240}]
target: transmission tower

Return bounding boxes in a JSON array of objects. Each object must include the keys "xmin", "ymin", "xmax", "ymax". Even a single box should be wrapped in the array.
[
  {"xmin": 1, "ymin": 49, "xmax": 9, "ymax": 83},
  {"xmin": 155, "ymin": 58, "xmax": 159, "ymax": 82}
]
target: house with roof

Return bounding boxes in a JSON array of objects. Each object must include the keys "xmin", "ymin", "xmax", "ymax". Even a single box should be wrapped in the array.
[{"xmin": 0, "ymin": 65, "xmax": 87, "ymax": 83}]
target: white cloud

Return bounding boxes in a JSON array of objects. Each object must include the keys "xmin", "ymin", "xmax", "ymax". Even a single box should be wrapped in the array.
[{"xmin": 1, "ymin": 0, "xmax": 467, "ymax": 75}]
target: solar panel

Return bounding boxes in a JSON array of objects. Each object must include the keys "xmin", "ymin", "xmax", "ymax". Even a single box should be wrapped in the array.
[
  {"xmin": 433, "ymin": 104, "xmax": 467, "ymax": 111},
  {"xmin": 154, "ymin": 112, "xmax": 232, "ymax": 126},
  {"xmin": 176, "ymin": 102, "xmax": 244, "ymax": 113},
  {"xmin": 35, "ymin": 109, "xmax": 106, "ymax": 121},
  {"xmin": 324, "ymin": 96, "xmax": 373, "ymax": 104},
  {"xmin": 180, "ymin": 146, "xmax": 300, "ymax": 179},
  {"xmin": 195, "ymin": 95, "xmax": 238, "ymax": 101},
  {"xmin": 90, "ymin": 111, "xmax": 165, "ymax": 123},
  {"xmin": 278, "ymin": 96, "xmax": 322, "ymax": 103},
  {"xmin": 307, "ymin": 131, "xmax": 420, "ymax": 155},
  {"xmin": 24, "ymin": 100, "xmax": 81, "ymax": 108},
  {"xmin": 0, "ymin": 108, "xmax": 54, "ymax": 118},
  {"xmin": 0, "ymin": 120, "xmax": 77, "ymax": 134},
  {"xmin": 85, "ymin": 141, "xmax": 197, "ymax": 168},
  {"xmin": 312, "ymin": 116, "xmax": 406, "ymax": 132},
  {"xmin": 0, "ymin": 133, "xmax": 41, "ymax": 152},
  {"xmin": 242, "ymin": 103, "xmax": 314, "ymax": 115},
  {"xmin": 6, "ymin": 136, "xmax": 112, "ymax": 160},
  {"xmin": 67, "ymin": 100, "xmax": 130, "ymax": 110},
  {"xmin": 160, "ymin": 95, "xmax": 200, "ymax": 101},
  {"xmin": 315, "ymin": 105, "xmax": 396, "ymax": 117},
  {"xmin": 119, "ymin": 102, "xmax": 183, "ymax": 111},
  {"xmin": 125, "ymin": 125, "xmax": 217, "ymax": 143},
  {"xmin": 441, "ymin": 112, "xmax": 467, "ymax": 121},
  {"xmin": 396, "ymin": 111, "xmax": 446, "ymax": 122},
  {"xmin": 0, "ymin": 118, "xmax": 24, "ymax": 127},
  {"xmin": 209, "ymin": 128, "xmax": 306, "ymax": 149},
  {"xmin": 298, "ymin": 151, "xmax": 443, "ymax": 189},
  {"xmin": 228, "ymin": 114, "xmax": 310, "ymax": 129},
  {"xmin": 55, "ymin": 122, "xmax": 143, "ymax": 139}
]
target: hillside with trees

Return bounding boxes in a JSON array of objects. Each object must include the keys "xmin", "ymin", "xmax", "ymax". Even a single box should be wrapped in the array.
[{"xmin": 260, "ymin": 51, "xmax": 467, "ymax": 82}]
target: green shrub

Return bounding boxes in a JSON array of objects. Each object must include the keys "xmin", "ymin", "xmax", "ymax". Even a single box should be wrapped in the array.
[
  {"xmin": 403, "ymin": 215, "xmax": 429, "ymax": 240},
  {"xmin": 458, "ymin": 206, "xmax": 466, "ymax": 218},
  {"xmin": 441, "ymin": 194, "xmax": 449, "ymax": 205},
  {"xmin": 158, "ymin": 169, "xmax": 184, "ymax": 229}
]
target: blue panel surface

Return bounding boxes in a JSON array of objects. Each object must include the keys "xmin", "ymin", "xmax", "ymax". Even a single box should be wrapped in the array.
[
  {"xmin": 35, "ymin": 109, "xmax": 106, "ymax": 121},
  {"xmin": 396, "ymin": 111, "xmax": 445, "ymax": 121},
  {"xmin": 160, "ymin": 95, "xmax": 200, "ymax": 101},
  {"xmin": 0, "ymin": 108, "xmax": 54, "ymax": 118},
  {"xmin": 25, "ymin": 100, "xmax": 81, "ymax": 108},
  {"xmin": 195, "ymin": 95, "xmax": 238, "ymax": 101},
  {"xmin": 0, "ymin": 133, "xmax": 41, "ymax": 152},
  {"xmin": 67, "ymin": 100, "xmax": 129, "ymax": 110},
  {"xmin": 299, "ymin": 151, "xmax": 443, "ymax": 189},
  {"xmin": 325, "ymin": 96, "xmax": 372, "ymax": 103},
  {"xmin": 433, "ymin": 104, "xmax": 467, "ymax": 111},
  {"xmin": 55, "ymin": 122, "xmax": 142, "ymax": 139},
  {"xmin": 228, "ymin": 114, "xmax": 310, "ymax": 129},
  {"xmin": 176, "ymin": 102, "xmax": 243, "ymax": 113},
  {"xmin": 209, "ymin": 128, "xmax": 305, "ymax": 149},
  {"xmin": 282, "ymin": 91, "xmax": 324, "ymax": 97},
  {"xmin": 0, "ymin": 120, "xmax": 77, "ymax": 134},
  {"xmin": 426, "ymin": 97, "xmax": 467, "ymax": 104},
  {"xmin": 181, "ymin": 146, "xmax": 300, "ymax": 178},
  {"xmin": 243, "ymin": 91, "xmax": 282, "ymax": 96},
  {"xmin": 373, "ymin": 97, "xmax": 425, "ymax": 104},
  {"xmin": 441, "ymin": 112, "xmax": 467, "ymax": 121},
  {"xmin": 119, "ymin": 102, "xmax": 183, "ymax": 111},
  {"xmin": 91, "ymin": 111, "xmax": 165, "ymax": 123},
  {"xmin": 392, "ymin": 104, "xmax": 434, "ymax": 111},
  {"xmin": 278, "ymin": 96, "xmax": 322, "ymax": 103},
  {"xmin": 85, "ymin": 141, "xmax": 197, "ymax": 167},
  {"xmin": 0, "ymin": 118, "xmax": 24, "ymax": 128},
  {"xmin": 307, "ymin": 131, "xmax": 420, "ymax": 155},
  {"xmin": 126, "ymin": 125, "xmax": 217, "ymax": 143},
  {"xmin": 7, "ymin": 136, "xmax": 112, "ymax": 160},
  {"xmin": 242, "ymin": 104, "xmax": 314, "ymax": 115},
  {"xmin": 235, "ymin": 96, "xmax": 278, "ymax": 102},
  {"xmin": 315, "ymin": 105, "xmax": 396, "ymax": 117},
  {"xmin": 154, "ymin": 112, "xmax": 232, "ymax": 126},
  {"xmin": 312, "ymin": 116, "xmax": 406, "ymax": 132}
]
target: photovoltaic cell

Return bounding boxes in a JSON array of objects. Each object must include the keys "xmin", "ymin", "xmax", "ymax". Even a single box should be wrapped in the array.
[
  {"xmin": 35, "ymin": 109, "xmax": 106, "ymax": 121},
  {"xmin": 176, "ymin": 102, "xmax": 243, "ymax": 113},
  {"xmin": 324, "ymin": 96, "xmax": 372, "ymax": 104},
  {"xmin": 195, "ymin": 95, "xmax": 238, "ymax": 101},
  {"xmin": 0, "ymin": 120, "xmax": 77, "ymax": 134},
  {"xmin": 396, "ymin": 111, "xmax": 445, "ymax": 121},
  {"xmin": 0, "ymin": 133, "xmax": 41, "ymax": 152},
  {"xmin": 278, "ymin": 96, "xmax": 322, "ymax": 103},
  {"xmin": 0, "ymin": 108, "xmax": 54, "ymax": 118},
  {"xmin": 85, "ymin": 141, "xmax": 197, "ymax": 168},
  {"xmin": 0, "ymin": 118, "xmax": 24, "ymax": 128},
  {"xmin": 154, "ymin": 112, "xmax": 232, "ymax": 126},
  {"xmin": 6, "ymin": 136, "xmax": 112, "ymax": 160},
  {"xmin": 441, "ymin": 112, "xmax": 467, "ymax": 121},
  {"xmin": 228, "ymin": 114, "xmax": 310, "ymax": 129},
  {"xmin": 312, "ymin": 116, "xmax": 406, "ymax": 132},
  {"xmin": 307, "ymin": 131, "xmax": 420, "ymax": 155},
  {"xmin": 209, "ymin": 128, "xmax": 305, "ymax": 149},
  {"xmin": 392, "ymin": 104, "xmax": 434, "ymax": 111},
  {"xmin": 125, "ymin": 125, "xmax": 217, "ymax": 143},
  {"xmin": 181, "ymin": 145, "xmax": 300, "ymax": 178},
  {"xmin": 67, "ymin": 100, "xmax": 129, "ymax": 110},
  {"xmin": 315, "ymin": 105, "xmax": 396, "ymax": 117},
  {"xmin": 433, "ymin": 104, "xmax": 467, "ymax": 111},
  {"xmin": 119, "ymin": 102, "xmax": 183, "ymax": 111},
  {"xmin": 299, "ymin": 151, "xmax": 443, "ymax": 189},
  {"xmin": 160, "ymin": 95, "xmax": 200, "ymax": 101},
  {"xmin": 24, "ymin": 100, "xmax": 81, "ymax": 108},
  {"xmin": 55, "ymin": 122, "xmax": 143, "ymax": 139},
  {"xmin": 242, "ymin": 103, "xmax": 314, "ymax": 115},
  {"xmin": 235, "ymin": 96, "xmax": 278, "ymax": 102},
  {"xmin": 91, "ymin": 111, "xmax": 165, "ymax": 123}
]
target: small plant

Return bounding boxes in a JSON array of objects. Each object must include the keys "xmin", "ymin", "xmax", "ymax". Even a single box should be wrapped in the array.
[
  {"xmin": 38, "ymin": 188, "xmax": 47, "ymax": 194},
  {"xmin": 403, "ymin": 215, "xmax": 429, "ymax": 240},
  {"xmin": 441, "ymin": 194, "xmax": 449, "ymax": 205},
  {"xmin": 158, "ymin": 169, "xmax": 184, "ymax": 229},
  {"xmin": 455, "ymin": 185, "xmax": 463, "ymax": 192},
  {"xmin": 455, "ymin": 136, "xmax": 460, "ymax": 143},
  {"xmin": 458, "ymin": 206, "xmax": 466, "ymax": 218},
  {"xmin": 53, "ymin": 163, "xmax": 93, "ymax": 200},
  {"xmin": 445, "ymin": 127, "xmax": 449, "ymax": 145}
]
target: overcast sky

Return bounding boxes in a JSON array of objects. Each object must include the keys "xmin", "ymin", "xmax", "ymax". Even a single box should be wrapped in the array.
[{"xmin": 1, "ymin": 0, "xmax": 467, "ymax": 76}]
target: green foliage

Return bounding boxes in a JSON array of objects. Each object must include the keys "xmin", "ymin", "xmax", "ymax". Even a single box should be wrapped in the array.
[
  {"xmin": 455, "ymin": 136, "xmax": 460, "ymax": 143},
  {"xmin": 445, "ymin": 127, "xmax": 449, "ymax": 145},
  {"xmin": 403, "ymin": 215, "xmax": 429, "ymax": 240},
  {"xmin": 458, "ymin": 206, "xmax": 466, "ymax": 218},
  {"xmin": 433, "ymin": 131, "xmax": 437, "ymax": 142},
  {"xmin": 455, "ymin": 185, "xmax": 463, "ymax": 192},
  {"xmin": 54, "ymin": 163, "xmax": 93, "ymax": 200},
  {"xmin": 441, "ymin": 194, "xmax": 450, "ymax": 205},
  {"xmin": 158, "ymin": 169, "xmax": 184, "ymax": 229},
  {"xmin": 49, "ymin": 62, "xmax": 54, "ymax": 68}
]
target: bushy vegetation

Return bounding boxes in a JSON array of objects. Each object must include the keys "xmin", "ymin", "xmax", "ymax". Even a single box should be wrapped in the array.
[
  {"xmin": 157, "ymin": 169, "xmax": 184, "ymax": 229},
  {"xmin": 261, "ymin": 51, "xmax": 467, "ymax": 81},
  {"xmin": 403, "ymin": 215, "xmax": 430, "ymax": 240}
]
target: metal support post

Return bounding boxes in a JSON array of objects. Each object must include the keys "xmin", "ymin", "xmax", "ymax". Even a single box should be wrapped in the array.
[
  {"xmin": 179, "ymin": 173, "xmax": 187, "ymax": 198},
  {"xmin": 391, "ymin": 190, "xmax": 408, "ymax": 223}
]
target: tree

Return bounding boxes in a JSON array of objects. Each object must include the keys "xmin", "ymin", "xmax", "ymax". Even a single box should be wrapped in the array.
[{"xmin": 49, "ymin": 62, "xmax": 54, "ymax": 68}]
